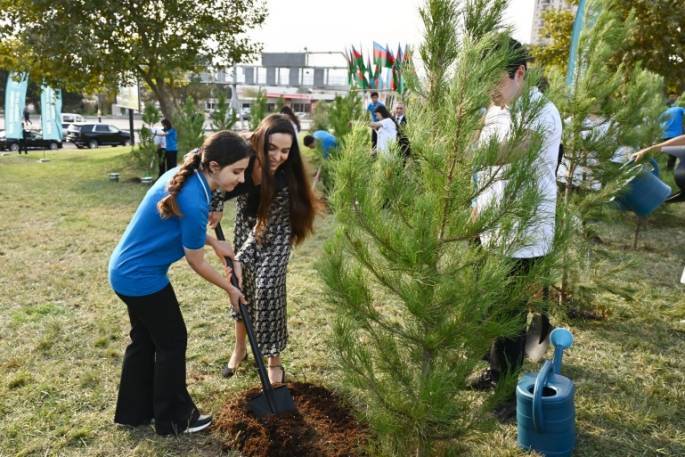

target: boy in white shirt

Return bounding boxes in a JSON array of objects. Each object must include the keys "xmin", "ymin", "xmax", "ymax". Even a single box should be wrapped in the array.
[{"xmin": 469, "ymin": 38, "xmax": 562, "ymax": 420}]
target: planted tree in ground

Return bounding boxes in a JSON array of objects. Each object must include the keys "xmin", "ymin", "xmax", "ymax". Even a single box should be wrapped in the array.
[
  {"xmin": 175, "ymin": 97, "xmax": 206, "ymax": 156},
  {"xmin": 319, "ymin": 1, "xmax": 556, "ymax": 455},
  {"xmin": 210, "ymin": 91, "xmax": 238, "ymax": 131},
  {"xmin": 131, "ymin": 103, "xmax": 162, "ymax": 176},
  {"xmin": 249, "ymin": 89, "xmax": 268, "ymax": 131},
  {"xmin": 311, "ymin": 101, "xmax": 330, "ymax": 132},
  {"xmin": 329, "ymin": 92, "xmax": 364, "ymax": 141},
  {"xmin": 546, "ymin": 0, "xmax": 663, "ymax": 309}
]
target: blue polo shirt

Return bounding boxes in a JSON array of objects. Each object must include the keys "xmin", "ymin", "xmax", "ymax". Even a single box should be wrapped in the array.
[
  {"xmin": 108, "ymin": 168, "xmax": 211, "ymax": 297},
  {"xmin": 165, "ymin": 128, "xmax": 178, "ymax": 151},
  {"xmin": 367, "ymin": 101, "xmax": 384, "ymax": 122},
  {"xmin": 313, "ymin": 130, "xmax": 337, "ymax": 159},
  {"xmin": 661, "ymin": 106, "xmax": 685, "ymax": 139}
]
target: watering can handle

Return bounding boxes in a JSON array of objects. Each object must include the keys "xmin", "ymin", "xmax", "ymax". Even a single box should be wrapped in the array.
[
  {"xmin": 533, "ymin": 360, "xmax": 554, "ymax": 433},
  {"xmin": 648, "ymin": 157, "xmax": 660, "ymax": 179}
]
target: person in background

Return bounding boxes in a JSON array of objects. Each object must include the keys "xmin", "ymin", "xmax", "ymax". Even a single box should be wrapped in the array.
[
  {"xmin": 659, "ymin": 94, "xmax": 685, "ymax": 171},
  {"xmin": 303, "ymin": 130, "xmax": 338, "ymax": 160},
  {"xmin": 19, "ymin": 118, "xmax": 31, "ymax": 155},
  {"xmin": 154, "ymin": 126, "xmax": 167, "ymax": 178},
  {"xmin": 370, "ymin": 105, "xmax": 398, "ymax": 156},
  {"xmin": 280, "ymin": 106, "xmax": 301, "ymax": 134},
  {"xmin": 394, "ymin": 102, "xmax": 410, "ymax": 158},
  {"xmin": 108, "ymin": 131, "xmax": 252, "ymax": 436},
  {"xmin": 468, "ymin": 38, "xmax": 562, "ymax": 422},
  {"xmin": 367, "ymin": 91, "xmax": 384, "ymax": 150},
  {"xmin": 156, "ymin": 118, "xmax": 178, "ymax": 173}
]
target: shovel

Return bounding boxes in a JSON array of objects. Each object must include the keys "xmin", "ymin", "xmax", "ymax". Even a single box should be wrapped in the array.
[
  {"xmin": 214, "ymin": 223, "xmax": 297, "ymax": 418},
  {"xmin": 525, "ymin": 312, "xmax": 553, "ymax": 363}
]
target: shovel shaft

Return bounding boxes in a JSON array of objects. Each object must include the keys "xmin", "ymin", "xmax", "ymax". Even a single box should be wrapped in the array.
[{"xmin": 214, "ymin": 223, "xmax": 277, "ymax": 413}]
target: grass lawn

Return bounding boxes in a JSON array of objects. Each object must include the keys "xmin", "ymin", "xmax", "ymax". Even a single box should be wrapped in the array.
[{"xmin": 0, "ymin": 147, "xmax": 683, "ymax": 456}]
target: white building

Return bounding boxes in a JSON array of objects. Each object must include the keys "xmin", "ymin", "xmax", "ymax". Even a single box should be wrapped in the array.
[{"xmin": 530, "ymin": 0, "xmax": 576, "ymax": 45}]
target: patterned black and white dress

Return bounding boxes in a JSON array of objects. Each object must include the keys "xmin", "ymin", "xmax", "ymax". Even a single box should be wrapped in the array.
[{"xmin": 232, "ymin": 188, "xmax": 291, "ymax": 357}]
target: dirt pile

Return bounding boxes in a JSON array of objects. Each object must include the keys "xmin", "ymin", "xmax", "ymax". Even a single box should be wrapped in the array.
[{"xmin": 213, "ymin": 382, "xmax": 368, "ymax": 457}]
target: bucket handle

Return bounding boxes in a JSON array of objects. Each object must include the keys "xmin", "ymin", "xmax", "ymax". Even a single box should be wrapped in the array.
[{"xmin": 532, "ymin": 359, "xmax": 554, "ymax": 433}]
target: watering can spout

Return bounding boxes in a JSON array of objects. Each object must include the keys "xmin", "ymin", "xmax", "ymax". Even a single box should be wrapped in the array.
[{"xmin": 551, "ymin": 328, "xmax": 573, "ymax": 375}]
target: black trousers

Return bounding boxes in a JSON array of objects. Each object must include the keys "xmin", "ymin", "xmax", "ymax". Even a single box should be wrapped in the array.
[
  {"xmin": 165, "ymin": 150, "xmax": 178, "ymax": 172},
  {"xmin": 114, "ymin": 283, "xmax": 198, "ymax": 435},
  {"xmin": 157, "ymin": 148, "xmax": 166, "ymax": 177},
  {"xmin": 663, "ymin": 137, "xmax": 677, "ymax": 171},
  {"xmin": 488, "ymin": 257, "xmax": 542, "ymax": 377},
  {"xmin": 371, "ymin": 129, "xmax": 378, "ymax": 149}
]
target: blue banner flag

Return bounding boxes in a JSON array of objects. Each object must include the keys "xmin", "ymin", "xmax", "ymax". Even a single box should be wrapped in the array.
[
  {"xmin": 41, "ymin": 84, "xmax": 62, "ymax": 141},
  {"xmin": 4, "ymin": 72, "xmax": 28, "ymax": 139},
  {"xmin": 54, "ymin": 89, "xmax": 63, "ymax": 141}
]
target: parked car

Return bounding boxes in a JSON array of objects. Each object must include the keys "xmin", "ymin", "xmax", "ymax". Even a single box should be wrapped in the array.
[
  {"xmin": 66, "ymin": 123, "xmax": 131, "ymax": 149},
  {"xmin": 0, "ymin": 129, "xmax": 63, "ymax": 152},
  {"xmin": 61, "ymin": 113, "xmax": 85, "ymax": 133}
]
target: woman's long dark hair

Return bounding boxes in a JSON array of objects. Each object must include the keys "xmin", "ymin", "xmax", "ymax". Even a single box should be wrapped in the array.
[
  {"xmin": 250, "ymin": 114, "xmax": 320, "ymax": 245},
  {"xmin": 158, "ymin": 130, "xmax": 252, "ymax": 218},
  {"xmin": 374, "ymin": 105, "xmax": 399, "ymax": 130},
  {"xmin": 280, "ymin": 106, "xmax": 301, "ymax": 132}
]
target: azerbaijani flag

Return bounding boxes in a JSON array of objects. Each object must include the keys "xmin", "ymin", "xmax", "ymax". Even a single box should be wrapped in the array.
[{"xmin": 373, "ymin": 41, "xmax": 388, "ymax": 68}]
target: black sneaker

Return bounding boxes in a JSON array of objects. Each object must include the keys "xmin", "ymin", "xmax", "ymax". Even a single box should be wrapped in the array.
[
  {"xmin": 466, "ymin": 368, "xmax": 500, "ymax": 391},
  {"xmin": 183, "ymin": 414, "xmax": 212, "ymax": 434}
]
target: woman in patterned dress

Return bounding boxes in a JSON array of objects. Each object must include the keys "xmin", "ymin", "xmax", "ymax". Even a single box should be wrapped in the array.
[{"xmin": 210, "ymin": 114, "xmax": 320, "ymax": 384}]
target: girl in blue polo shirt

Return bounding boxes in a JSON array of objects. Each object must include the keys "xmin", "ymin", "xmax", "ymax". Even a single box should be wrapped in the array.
[{"xmin": 108, "ymin": 130, "xmax": 251, "ymax": 436}]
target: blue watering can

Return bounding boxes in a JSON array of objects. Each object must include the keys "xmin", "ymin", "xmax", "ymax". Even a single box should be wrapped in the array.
[
  {"xmin": 614, "ymin": 158, "xmax": 671, "ymax": 218},
  {"xmin": 517, "ymin": 328, "xmax": 575, "ymax": 457}
]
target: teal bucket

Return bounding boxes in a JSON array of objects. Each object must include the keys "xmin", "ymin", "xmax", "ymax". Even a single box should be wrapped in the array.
[{"xmin": 615, "ymin": 158, "xmax": 671, "ymax": 218}]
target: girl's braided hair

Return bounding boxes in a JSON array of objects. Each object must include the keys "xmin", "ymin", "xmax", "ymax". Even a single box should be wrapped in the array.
[{"xmin": 158, "ymin": 130, "xmax": 252, "ymax": 218}]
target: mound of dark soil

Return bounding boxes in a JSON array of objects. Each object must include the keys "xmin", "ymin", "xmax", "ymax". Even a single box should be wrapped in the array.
[{"xmin": 213, "ymin": 382, "xmax": 368, "ymax": 457}]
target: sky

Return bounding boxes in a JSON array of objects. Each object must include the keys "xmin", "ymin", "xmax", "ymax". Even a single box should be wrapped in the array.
[{"xmin": 249, "ymin": 0, "xmax": 535, "ymax": 61}]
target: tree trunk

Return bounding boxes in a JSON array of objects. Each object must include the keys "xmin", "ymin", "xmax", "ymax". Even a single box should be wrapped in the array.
[{"xmin": 142, "ymin": 73, "xmax": 178, "ymax": 121}]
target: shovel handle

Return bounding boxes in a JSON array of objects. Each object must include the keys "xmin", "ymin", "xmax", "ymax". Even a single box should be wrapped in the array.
[{"xmin": 214, "ymin": 223, "xmax": 277, "ymax": 412}]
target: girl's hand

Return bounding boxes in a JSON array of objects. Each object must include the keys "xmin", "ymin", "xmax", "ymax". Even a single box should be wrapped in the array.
[{"xmin": 227, "ymin": 284, "xmax": 245, "ymax": 312}]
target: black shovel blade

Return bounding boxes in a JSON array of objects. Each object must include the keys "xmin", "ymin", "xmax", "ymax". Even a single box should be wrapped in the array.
[
  {"xmin": 525, "ymin": 313, "xmax": 553, "ymax": 363},
  {"xmin": 248, "ymin": 386, "xmax": 297, "ymax": 418}
]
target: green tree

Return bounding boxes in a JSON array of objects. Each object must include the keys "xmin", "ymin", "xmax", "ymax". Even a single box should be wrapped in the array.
[
  {"xmin": 248, "ymin": 88, "xmax": 268, "ymax": 131},
  {"xmin": 210, "ymin": 91, "xmax": 238, "ymax": 131},
  {"xmin": 547, "ymin": 0, "xmax": 664, "ymax": 307},
  {"xmin": 175, "ymin": 97, "xmax": 206, "ymax": 156},
  {"xmin": 530, "ymin": 5, "xmax": 577, "ymax": 74},
  {"xmin": 131, "ymin": 103, "xmax": 162, "ymax": 176},
  {"xmin": 328, "ymin": 92, "xmax": 364, "ymax": 141},
  {"xmin": 0, "ymin": 0, "xmax": 267, "ymax": 120},
  {"xmin": 319, "ymin": 1, "xmax": 554, "ymax": 455},
  {"xmin": 311, "ymin": 101, "xmax": 330, "ymax": 132},
  {"xmin": 532, "ymin": 0, "xmax": 685, "ymax": 93}
]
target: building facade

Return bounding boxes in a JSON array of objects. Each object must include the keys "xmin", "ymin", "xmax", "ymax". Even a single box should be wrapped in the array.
[{"xmin": 530, "ymin": 0, "xmax": 576, "ymax": 45}]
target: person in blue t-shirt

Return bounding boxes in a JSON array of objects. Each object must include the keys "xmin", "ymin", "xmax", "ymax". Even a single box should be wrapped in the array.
[
  {"xmin": 108, "ymin": 130, "xmax": 251, "ymax": 436},
  {"xmin": 156, "ymin": 118, "xmax": 179, "ymax": 174},
  {"xmin": 367, "ymin": 91, "xmax": 384, "ymax": 149},
  {"xmin": 660, "ymin": 94, "xmax": 685, "ymax": 170},
  {"xmin": 303, "ymin": 130, "xmax": 337, "ymax": 159}
]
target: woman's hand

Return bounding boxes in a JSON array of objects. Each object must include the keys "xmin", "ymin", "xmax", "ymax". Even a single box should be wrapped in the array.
[
  {"xmin": 232, "ymin": 260, "xmax": 244, "ymax": 290},
  {"xmin": 631, "ymin": 147, "xmax": 652, "ymax": 162},
  {"xmin": 208, "ymin": 211, "xmax": 224, "ymax": 229}
]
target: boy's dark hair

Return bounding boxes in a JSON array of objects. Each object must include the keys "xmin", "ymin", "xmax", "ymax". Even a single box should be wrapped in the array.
[
  {"xmin": 492, "ymin": 36, "xmax": 531, "ymax": 79},
  {"xmin": 370, "ymin": 91, "xmax": 379, "ymax": 98},
  {"xmin": 303, "ymin": 135, "xmax": 315, "ymax": 147}
]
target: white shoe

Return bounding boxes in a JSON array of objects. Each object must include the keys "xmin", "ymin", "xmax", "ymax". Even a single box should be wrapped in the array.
[{"xmin": 183, "ymin": 415, "xmax": 212, "ymax": 434}]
